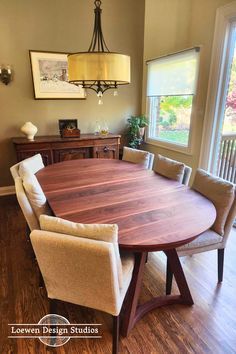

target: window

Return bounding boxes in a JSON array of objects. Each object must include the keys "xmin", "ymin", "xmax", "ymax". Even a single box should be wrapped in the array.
[{"xmin": 146, "ymin": 48, "xmax": 200, "ymax": 149}]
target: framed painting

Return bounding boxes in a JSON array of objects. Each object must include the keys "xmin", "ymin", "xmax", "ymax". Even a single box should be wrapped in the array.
[{"xmin": 29, "ymin": 50, "xmax": 86, "ymax": 99}]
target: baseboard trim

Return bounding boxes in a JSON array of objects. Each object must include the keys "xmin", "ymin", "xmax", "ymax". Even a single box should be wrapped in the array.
[{"xmin": 0, "ymin": 185, "xmax": 15, "ymax": 196}]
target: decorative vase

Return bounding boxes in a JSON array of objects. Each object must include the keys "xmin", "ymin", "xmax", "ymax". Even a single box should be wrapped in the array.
[
  {"xmin": 21, "ymin": 122, "xmax": 38, "ymax": 141},
  {"xmin": 100, "ymin": 121, "xmax": 109, "ymax": 136}
]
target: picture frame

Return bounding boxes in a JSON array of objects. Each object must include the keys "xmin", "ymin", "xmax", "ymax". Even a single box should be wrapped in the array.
[{"xmin": 29, "ymin": 50, "xmax": 86, "ymax": 100}]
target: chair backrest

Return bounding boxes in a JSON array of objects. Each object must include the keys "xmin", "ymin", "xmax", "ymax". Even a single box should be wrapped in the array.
[
  {"xmin": 10, "ymin": 162, "xmax": 21, "ymax": 181},
  {"xmin": 10, "ymin": 154, "xmax": 44, "ymax": 181},
  {"xmin": 192, "ymin": 169, "xmax": 236, "ymax": 241},
  {"xmin": 122, "ymin": 146, "xmax": 154, "ymax": 170},
  {"xmin": 18, "ymin": 154, "xmax": 44, "ymax": 178},
  {"xmin": 15, "ymin": 177, "xmax": 40, "ymax": 231},
  {"xmin": 30, "ymin": 229, "xmax": 122, "ymax": 316},
  {"xmin": 155, "ymin": 154, "xmax": 191, "ymax": 184}
]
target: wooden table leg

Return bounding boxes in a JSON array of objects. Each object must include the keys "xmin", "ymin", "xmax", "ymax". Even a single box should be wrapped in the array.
[
  {"xmin": 121, "ymin": 249, "xmax": 193, "ymax": 337},
  {"xmin": 121, "ymin": 252, "xmax": 147, "ymax": 336},
  {"xmin": 164, "ymin": 249, "xmax": 193, "ymax": 305}
]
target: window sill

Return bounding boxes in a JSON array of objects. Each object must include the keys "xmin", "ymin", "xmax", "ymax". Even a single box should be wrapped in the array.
[{"xmin": 145, "ymin": 137, "xmax": 193, "ymax": 156}]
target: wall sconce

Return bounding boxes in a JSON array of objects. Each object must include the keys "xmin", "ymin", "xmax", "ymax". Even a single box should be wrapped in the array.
[{"xmin": 0, "ymin": 65, "xmax": 12, "ymax": 85}]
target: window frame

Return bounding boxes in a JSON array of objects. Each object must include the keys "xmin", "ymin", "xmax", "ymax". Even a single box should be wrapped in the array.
[{"xmin": 145, "ymin": 48, "xmax": 201, "ymax": 155}]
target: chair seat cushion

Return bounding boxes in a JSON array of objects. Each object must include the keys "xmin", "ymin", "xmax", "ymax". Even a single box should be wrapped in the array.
[
  {"xmin": 39, "ymin": 215, "xmax": 123, "ymax": 288},
  {"xmin": 192, "ymin": 169, "xmax": 235, "ymax": 235},
  {"xmin": 155, "ymin": 154, "xmax": 185, "ymax": 182},
  {"xmin": 177, "ymin": 229, "xmax": 223, "ymax": 253},
  {"xmin": 23, "ymin": 173, "xmax": 51, "ymax": 219},
  {"xmin": 19, "ymin": 154, "xmax": 44, "ymax": 178},
  {"xmin": 122, "ymin": 147, "xmax": 150, "ymax": 169}
]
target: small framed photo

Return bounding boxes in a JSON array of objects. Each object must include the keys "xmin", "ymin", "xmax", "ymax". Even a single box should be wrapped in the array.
[{"xmin": 29, "ymin": 50, "xmax": 86, "ymax": 100}]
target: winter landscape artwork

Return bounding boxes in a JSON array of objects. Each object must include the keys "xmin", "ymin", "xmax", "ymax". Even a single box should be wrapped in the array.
[{"xmin": 29, "ymin": 51, "xmax": 85, "ymax": 99}]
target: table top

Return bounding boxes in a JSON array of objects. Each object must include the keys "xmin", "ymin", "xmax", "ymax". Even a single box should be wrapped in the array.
[{"xmin": 36, "ymin": 159, "xmax": 216, "ymax": 252}]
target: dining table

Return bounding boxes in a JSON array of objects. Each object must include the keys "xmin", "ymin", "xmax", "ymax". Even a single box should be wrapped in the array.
[{"xmin": 36, "ymin": 158, "xmax": 216, "ymax": 336}]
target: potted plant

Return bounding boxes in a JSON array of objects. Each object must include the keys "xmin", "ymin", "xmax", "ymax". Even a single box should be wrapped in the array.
[{"xmin": 127, "ymin": 115, "xmax": 149, "ymax": 149}]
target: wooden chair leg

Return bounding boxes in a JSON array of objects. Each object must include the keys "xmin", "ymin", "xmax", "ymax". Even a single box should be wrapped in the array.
[
  {"xmin": 34, "ymin": 258, "xmax": 44, "ymax": 288},
  {"xmin": 166, "ymin": 258, "xmax": 173, "ymax": 295},
  {"xmin": 218, "ymin": 249, "xmax": 225, "ymax": 283},
  {"xmin": 49, "ymin": 298, "xmax": 57, "ymax": 313},
  {"xmin": 48, "ymin": 300, "xmax": 57, "ymax": 348},
  {"xmin": 38, "ymin": 269, "xmax": 44, "ymax": 288},
  {"xmin": 26, "ymin": 224, "xmax": 31, "ymax": 242},
  {"xmin": 112, "ymin": 315, "xmax": 120, "ymax": 354}
]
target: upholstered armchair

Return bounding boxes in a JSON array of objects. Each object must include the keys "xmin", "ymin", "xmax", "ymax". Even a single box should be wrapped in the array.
[
  {"xmin": 30, "ymin": 215, "xmax": 134, "ymax": 354},
  {"xmin": 11, "ymin": 154, "xmax": 51, "ymax": 288},
  {"xmin": 122, "ymin": 146, "xmax": 154, "ymax": 170},
  {"xmin": 166, "ymin": 169, "xmax": 236, "ymax": 294},
  {"xmin": 154, "ymin": 154, "xmax": 192, "ymax": 185}
]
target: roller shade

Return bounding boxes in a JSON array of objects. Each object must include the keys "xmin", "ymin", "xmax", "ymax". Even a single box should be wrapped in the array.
[{"xmin": 147, "ymin": 48, "xmax": 200, "ymax": 97}]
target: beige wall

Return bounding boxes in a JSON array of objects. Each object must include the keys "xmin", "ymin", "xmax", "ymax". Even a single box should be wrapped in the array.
[
  {"xmin": 143, "ymin": 0, "xmax": 234, "ymax": 177},
  {"xmin": 0, "ymin": 0, "xmax": 145, "ymax": 187}
]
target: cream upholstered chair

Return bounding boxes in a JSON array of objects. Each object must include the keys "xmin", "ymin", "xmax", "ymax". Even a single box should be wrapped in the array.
[
  {"xmin": 12, "ymin": 154, "xmax": 49, "ymax": 288},
  {"xmin": 122, "ymin": 146, "xmax": 154, "ymax": 170},
  {"xmin": 166, "ymin": 169, "xmax": 236, "ymax": 294},
  {"xmin": 30, "ymin": 215, "xmax": 134, "ymax": 354},
  {"xmin": 154, "ymin": 154, "xmax": 192, "ymax": 185}
]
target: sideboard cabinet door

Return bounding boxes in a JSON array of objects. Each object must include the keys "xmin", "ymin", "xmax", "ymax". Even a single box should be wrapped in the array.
[
  {"xmin": 17, "ymin": 150, "xmax": 52, "ymax": 166},
  {"xmin": 93, "ymin": 145, "xmax": 118, "ymax": 159},
  {"xmin": 53, "ymin": 148, "xmax": 91, "ymax": 162}
]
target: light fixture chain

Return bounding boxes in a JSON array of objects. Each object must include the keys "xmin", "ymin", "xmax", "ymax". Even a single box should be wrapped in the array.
[{"xmin": 88, "ymin": 0, "xmax": 109, "ymax": 52}]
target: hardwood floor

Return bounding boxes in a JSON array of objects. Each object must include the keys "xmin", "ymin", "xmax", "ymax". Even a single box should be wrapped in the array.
[{"xmin": 1, "ymin": 195, "xmax": 236, "ymax": 354}]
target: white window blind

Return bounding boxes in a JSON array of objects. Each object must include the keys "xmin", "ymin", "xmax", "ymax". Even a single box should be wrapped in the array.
[{"xmin": 147, "ymin": 48, "xmax": 200, "ymax": 97}]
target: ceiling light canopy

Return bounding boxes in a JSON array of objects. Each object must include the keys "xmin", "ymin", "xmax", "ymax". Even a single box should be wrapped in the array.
[{"xmin": 68, "ymin": 0, "xmax": 131, "ymax": 97}]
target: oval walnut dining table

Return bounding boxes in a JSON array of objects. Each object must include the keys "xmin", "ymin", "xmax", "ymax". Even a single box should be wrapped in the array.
[{"xmin": 36, "ymin": 158, "xmax": 216, "ymax": 336}]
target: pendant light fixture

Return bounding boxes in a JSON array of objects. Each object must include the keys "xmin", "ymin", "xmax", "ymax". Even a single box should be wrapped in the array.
[{"xmin": 68, "ymin": 0, "xmax": 131, "ymax": 100}]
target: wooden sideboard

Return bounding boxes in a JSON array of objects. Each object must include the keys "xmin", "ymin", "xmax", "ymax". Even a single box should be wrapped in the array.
[{"xmin": 12, "ymin": 134, "xmax": 121, "ymax": 165}]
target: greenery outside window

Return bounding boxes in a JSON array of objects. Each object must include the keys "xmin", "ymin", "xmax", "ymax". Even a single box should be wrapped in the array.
[{"xmin": 146, "ymin": 48, "xmax": 200, "ymax": 150}]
